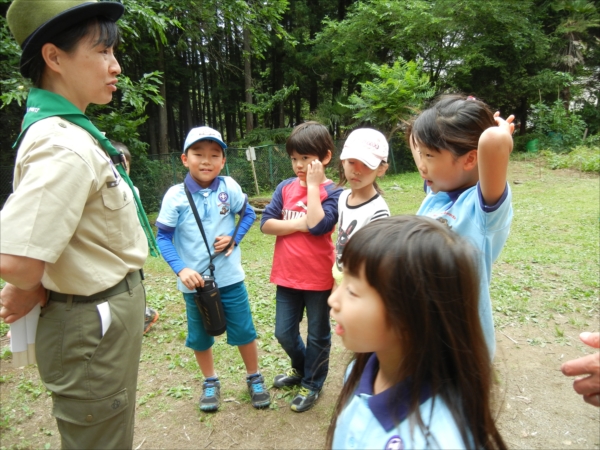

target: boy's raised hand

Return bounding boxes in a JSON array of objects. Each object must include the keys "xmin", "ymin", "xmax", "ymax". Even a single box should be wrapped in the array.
[
  {"xmin": 214, "ymin": 235, "xmax": 235, "ymax": 256},
  {"xmin": 306, "ymin": 159, "xmax": 326, "ymax": 187},
  {"xmin": 178, "ymin": 268, "xmax": 205, "ymax": 290}
]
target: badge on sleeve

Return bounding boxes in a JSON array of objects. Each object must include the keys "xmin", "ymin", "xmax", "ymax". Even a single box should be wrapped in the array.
[{"xmin": 385, "ymin": 436, "xmax": 404, "ymax": 450}]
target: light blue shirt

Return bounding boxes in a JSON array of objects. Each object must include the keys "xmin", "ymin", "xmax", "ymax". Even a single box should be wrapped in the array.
[
  {"xmin": 417, "ymin": 182, "xmax": 513, "ymax": 357},
  {"xmin": 333, "ymin": 355, "xmax": 470, "ymax": 450},
  {"xmin": 156, "ymin": 174, "xmax": 252, "ymax": 292}
]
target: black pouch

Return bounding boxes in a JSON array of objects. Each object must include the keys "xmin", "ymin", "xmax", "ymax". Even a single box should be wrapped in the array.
[{"xmin": 193, "ymin": 276, "xmax": 226, "ymax": 336}]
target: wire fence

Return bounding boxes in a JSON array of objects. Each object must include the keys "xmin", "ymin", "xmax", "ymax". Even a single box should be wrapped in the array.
[{"xmin": 0, "ymin": 140, "xmax": 415, "ymax": 213}]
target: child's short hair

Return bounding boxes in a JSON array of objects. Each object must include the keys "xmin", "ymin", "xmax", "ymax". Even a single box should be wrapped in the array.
[
  {"xmin": 328, "ymin": 215, "xmax": 505, "ymax": 450},
  {"xmin": 286, "ymin": 121, "xmax": 334, "ymax": 163},
  {"xmin": 407, "ymin": 94, "xmax": 496, "ymax": 158}
]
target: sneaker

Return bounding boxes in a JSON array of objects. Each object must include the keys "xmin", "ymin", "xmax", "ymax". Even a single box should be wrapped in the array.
[
  {"xmin": 144, "ymin": 307, "xmax": 159, "ymax": 334},
  {"xmin": 199, "ymin": 377, "xmax": 221, "ymax": 412},
  {"xmin": 273, "ymin": 368, "xmax": 302, "ymax": 388},
  {"xmin": 290, "ymin": 387, "xmax": 319, "ymax": 412},
  {"xmin": 246, "ymin": 373, "xmax": 271, "ymax": 409}
]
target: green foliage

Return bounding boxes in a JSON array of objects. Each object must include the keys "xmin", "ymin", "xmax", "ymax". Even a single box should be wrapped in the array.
[
  {"xmin": 242, "ymin": 85, "xmax": 299, "ymax": 116},
  {"xmin": 89, "ymin": 72, "xmax": 164, "ymax": 157},
  {"xmin": 344, "ymin": 59, "xmax": 434, "ymax": 137},
  {"xmin": 530, "ymin": 100, "xmax": 587, "ymax": 151},
  {"xmin": 543, "ymin": 142, "xmax": 600, "ymax": 172},
  {"xmin": 231, "ymin": 128, "xmax": 292, "ymax": 147}
]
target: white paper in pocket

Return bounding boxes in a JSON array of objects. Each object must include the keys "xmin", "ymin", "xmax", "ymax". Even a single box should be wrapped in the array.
[{"xmin": 96, "ymin": 302, "xmax": 112, "ymax": 337}]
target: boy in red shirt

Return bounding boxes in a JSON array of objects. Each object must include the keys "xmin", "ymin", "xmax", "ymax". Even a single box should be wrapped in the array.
[{"xmin": 261, "ymin": 122, "xmax": 342, "ymax": 412}]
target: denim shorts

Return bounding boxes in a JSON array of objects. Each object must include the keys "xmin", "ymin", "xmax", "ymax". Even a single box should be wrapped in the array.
[{"xmin": 183, "ymin": 281, "xmax": 257, "ymax": 351}]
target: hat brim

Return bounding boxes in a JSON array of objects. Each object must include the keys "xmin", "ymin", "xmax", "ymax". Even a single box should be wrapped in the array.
[
  {"xmin": 20, "ymin": 2, "xmax": 124, "ymax": 78},
  {"xmin": 339, "ymin": 148, "xmax": 383, "ymax": 170},
  {"xmin": 184, "ymin": 137, "xmax": 228, "ymax": 153}
]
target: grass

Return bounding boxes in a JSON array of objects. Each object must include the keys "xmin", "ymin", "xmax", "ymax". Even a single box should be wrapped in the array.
[{"xmin": 0, "ymin": 157, "xmax": 598, "ymax": 448}]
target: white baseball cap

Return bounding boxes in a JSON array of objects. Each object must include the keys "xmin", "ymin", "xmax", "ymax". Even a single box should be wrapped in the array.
[
  {"xmin": 340, "ymin": 128, "xmax": 388, "ymax": 170},
  {"xmin": 183, "ymin": 126, "xmax": 227, "ymax": 153}
]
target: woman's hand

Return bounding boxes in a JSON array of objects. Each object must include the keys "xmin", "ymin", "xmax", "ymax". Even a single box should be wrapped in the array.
[
  {"xmin": 561, "ymin": 332, "xmax": 600, "ymax": 407},
  {"xmin": 0, "ymin": 283, "xmax": 46, "ymax": 324}
]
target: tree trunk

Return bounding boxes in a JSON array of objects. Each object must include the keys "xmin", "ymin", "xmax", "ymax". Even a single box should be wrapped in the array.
[
  {"xmin": 157, "ymin": 43, "xmax": 169, "ymax": 154},
  {"xmin": 244, "ymin": 27, "xmax": 254, "ymax": 133}
]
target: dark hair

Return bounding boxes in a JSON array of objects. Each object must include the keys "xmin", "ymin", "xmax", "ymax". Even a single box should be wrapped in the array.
[
  {"xmin": 326, "ymin": 215, "xmax": 506, "ymax": 450},
  {"xmin": 286, "ymin": 121, "xmax": 334, "ymax": 164},
  {"xmin": 337, "ymin": 159, "xmax": 387, "ymax": 195},
  {"xmin": 110, "ymin": 140, "xmax": 130, "ymax": 162},
  {"xmin": 27, "ymin": 17, "xmax": 120, "ymax": 87},
  {"xmin": 407, "ymin": 95, "xmax": 496, "ymax": 158}
]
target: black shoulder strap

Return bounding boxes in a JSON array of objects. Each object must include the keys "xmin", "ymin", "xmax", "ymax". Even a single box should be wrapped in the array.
[{"xmin": 184, "ymin": 183, "xmax": 247, "ymax": 275}]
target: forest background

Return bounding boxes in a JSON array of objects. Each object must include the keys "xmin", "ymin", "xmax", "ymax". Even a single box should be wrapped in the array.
[{"xmin": 0, "ymin": 0, "xmax": 598, "ymax": 210}]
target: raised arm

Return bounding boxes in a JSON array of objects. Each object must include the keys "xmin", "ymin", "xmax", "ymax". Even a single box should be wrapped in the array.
[
  {"xmin": 477, "ymin": 113, "xmax": 514, "ymax": 206},
  {"xmin": 306, "ymin": 160, "xmax": 326, "ymax": 228}
]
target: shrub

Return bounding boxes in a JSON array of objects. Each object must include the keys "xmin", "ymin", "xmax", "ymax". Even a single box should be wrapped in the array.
[
  {"xmin": 544, "ymin": 141, "xmax": 600, "ymax": 173},
  {"xmin": 530, "ymin": 100, "xmax": 587, "ymax": 152}
]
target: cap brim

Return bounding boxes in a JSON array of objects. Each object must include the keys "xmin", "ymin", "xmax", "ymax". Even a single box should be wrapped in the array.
[
  {"xmin": 340, "ymin": 148, "xmax": 381, "ymax": 170},
  {"xmin": 20, "ymin": 2, "xmax": 124, "ymax": 78},
  {"xmin": 184, "ymin": 137, "xmax": 228, "ymax": 153}
]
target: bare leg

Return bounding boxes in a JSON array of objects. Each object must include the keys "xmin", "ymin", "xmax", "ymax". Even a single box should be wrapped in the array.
[
  {"xmin": 194, "ymin": 348, "xmax": 216, "ymax": 378},
  {"xmin": 238, "ymin": 340, "xmax": 259, "ymax": 374}
]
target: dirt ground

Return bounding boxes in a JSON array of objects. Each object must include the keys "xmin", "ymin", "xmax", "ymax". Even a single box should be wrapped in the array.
[{"xmin": 1, "ymin": 327, "xmax": 599, "ymax": 449}]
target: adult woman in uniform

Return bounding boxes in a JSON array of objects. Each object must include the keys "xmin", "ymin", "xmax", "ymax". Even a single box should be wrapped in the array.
[{"xmin": 0, "ymin": 1, "xmax": 152, "ymax": 448}]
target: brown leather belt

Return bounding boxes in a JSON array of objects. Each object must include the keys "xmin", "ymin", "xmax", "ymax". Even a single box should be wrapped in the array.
[{"xmin": 49, "ymin": 270, "xmax": 143, "ymax": 303}]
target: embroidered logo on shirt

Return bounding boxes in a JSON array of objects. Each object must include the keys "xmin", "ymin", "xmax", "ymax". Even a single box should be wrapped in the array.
[
  {"xmin": 220, "ymin": 206, "xmax": 230, "ymax": 215},
  {"xmin": 218, "ymin": 192, "xmax": 228, "ymax": 202},
  {"xmin": 385, "ymin": 436, "xmax": 404, "ymax": 450}
]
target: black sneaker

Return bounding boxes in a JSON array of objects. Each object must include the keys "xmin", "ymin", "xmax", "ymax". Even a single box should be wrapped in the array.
[
  {"xmin": 199, "ymin": 377, "xmax": 220, "ymax": 412},
  {"xmin": 290, "ymin": 387, "xmax": 319, "ymax": 412},
  {"xmin": 246, "ymin": 373, "xmax": 271, "ymax": 409},
  {"xmin": 273, "ymin": 368, "xmax": 302, "ymax": 388},
  {"xmin": 144, "ymin": 307, "xmax": 159, "ymax": 334}
]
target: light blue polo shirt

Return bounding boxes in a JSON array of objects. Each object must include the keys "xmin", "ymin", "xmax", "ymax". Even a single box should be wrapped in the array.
[
  {"xmin": 417, "ymin": 182, "xmax": 513, "ymax": 358},
  {"xmin": 156, "ymin": 174, "xmax": 248, "ymax": 292},
  {"xmin": 333, "ymin": 355, "xmax": 470, "ymax": 450}
]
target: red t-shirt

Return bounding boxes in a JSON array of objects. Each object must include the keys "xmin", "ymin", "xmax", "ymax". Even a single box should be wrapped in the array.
[{"xmin": 260, "ymin": 177, "xmax": 343, "ymax": 291}]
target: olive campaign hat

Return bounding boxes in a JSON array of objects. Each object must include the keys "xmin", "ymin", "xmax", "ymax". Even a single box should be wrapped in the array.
[{"xmin": 7, "ymin": 0, "xmax": 124, "ymax": 78}]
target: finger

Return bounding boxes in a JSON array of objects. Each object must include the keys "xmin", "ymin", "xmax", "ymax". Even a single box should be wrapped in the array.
[
  {"xmin": 580, "ymin": 332, "xmax": 600, "ymax": 349},
  {"xmin": 573, "ymin": 375, "xmax": 600, "ymax": 396},
  {"xmin": 561, "ymin": 355, "xmax": 593, "ymax": 376},
  {"xmin": 494, "ymin": 111, "xmax": 500, "ymax": 118},
  {"xmin": 583, "ymin": 393, "xmax": 600, "ymax": 407},
  {"xmin": 506, "ymin": 114, "xmax": 515, "ymax": 123}
]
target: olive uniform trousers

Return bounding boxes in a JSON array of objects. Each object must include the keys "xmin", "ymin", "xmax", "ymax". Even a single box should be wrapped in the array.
[{"xmin": 36, "ymin": 278, "xmax": 145, "ymax": 449}]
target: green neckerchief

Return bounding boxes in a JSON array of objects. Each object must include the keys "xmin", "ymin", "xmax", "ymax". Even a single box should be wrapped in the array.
[{"xmin": 15, "ymin": 88, "xmax": 160, "ymax": 257}]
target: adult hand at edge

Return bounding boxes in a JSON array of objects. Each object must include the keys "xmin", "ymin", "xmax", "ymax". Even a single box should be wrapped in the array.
[
  {"xmin": 561, "ymin": 332, "xmax": 600, "ymax": 407},
  {"xmin": 0, "ymin": 283, "xmax": 47, "ymax": 324}
]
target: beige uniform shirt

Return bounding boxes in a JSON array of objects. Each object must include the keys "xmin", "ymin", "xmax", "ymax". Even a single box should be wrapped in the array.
[{"xmin": 0, "ymin": 117, "xmax": 148, "ymax": 295}]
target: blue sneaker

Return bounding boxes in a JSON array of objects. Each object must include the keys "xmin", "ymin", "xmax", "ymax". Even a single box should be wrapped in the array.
[
  {"xmin": 199, "ymin": 377, "xmax": 220, "ymax": 412},
  {"xmin": 246, "ymin": 373, "xmax": 271, "ymax": 409}
]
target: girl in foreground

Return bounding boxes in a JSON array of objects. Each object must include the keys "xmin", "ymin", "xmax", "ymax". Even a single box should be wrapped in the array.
[{"xmin": 327, "ymin": 216, "xmax": 506, "ymax": 450}]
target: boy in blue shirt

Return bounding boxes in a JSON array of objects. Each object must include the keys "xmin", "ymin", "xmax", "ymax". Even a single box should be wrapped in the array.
[{"xmin": 156, "ymin": 126, "xmax": 269, "ymax": 411}]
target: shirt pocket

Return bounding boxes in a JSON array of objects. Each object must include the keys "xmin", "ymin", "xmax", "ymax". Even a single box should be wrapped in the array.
[{"xmin": 101, "ymin": 181, "xmax": 138, "ymax": 250}]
